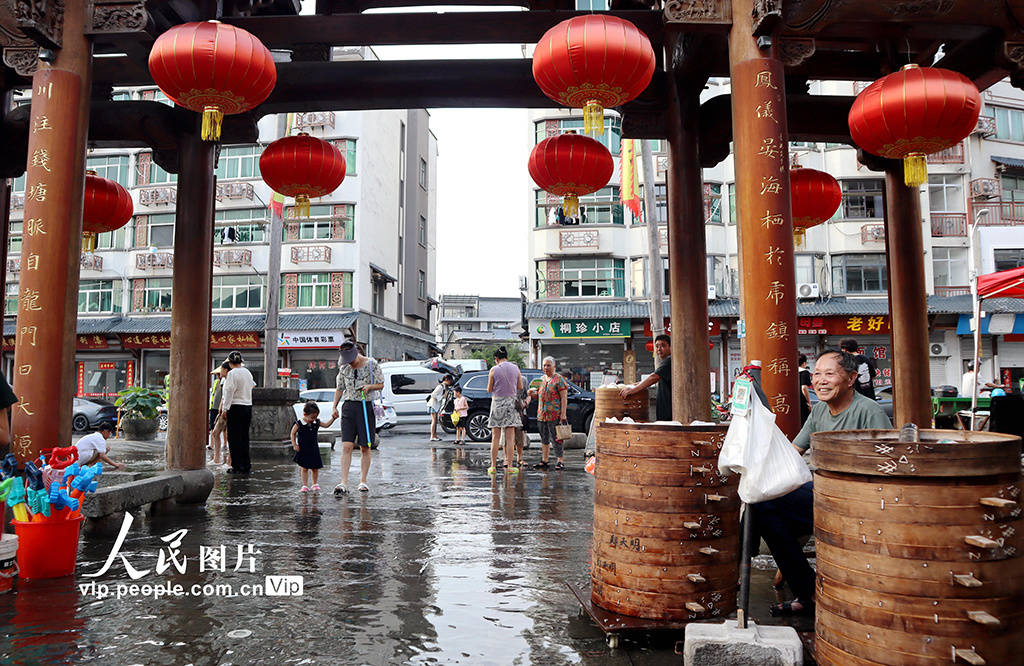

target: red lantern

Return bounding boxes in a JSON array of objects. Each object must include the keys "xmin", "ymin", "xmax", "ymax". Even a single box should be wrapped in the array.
[
  {"xmin": 82, "ymin": 173, "xmax": 133, "ymax": 252},
  {"xmin": 533, "ymin": 15, "xmax": 655, "ymax": 135},
  {"xmin": 848, "ymin": 64, "xmax": 980, "ymax": 187},
  {"xmin": 148, "ymin": 21, "xmax": 276, "ymax": 141},
  {"xmin": 528, "ymin": 133, "xmax": 613, "ymax": 218},
  {"xmin": 790, "ymin": 167, "xmax": 841, "ymax": 243},
  {"xmin": 259, "ymin": 133, "xmax": 347, "ymax": 217}
]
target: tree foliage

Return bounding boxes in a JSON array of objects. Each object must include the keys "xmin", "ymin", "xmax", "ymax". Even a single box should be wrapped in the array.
[{"xmin": 469, "ymin": 344, "xmax": 527, "ymax": 369}]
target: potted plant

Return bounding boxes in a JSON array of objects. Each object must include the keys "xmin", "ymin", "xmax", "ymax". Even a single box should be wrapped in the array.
[{"xmin": 115, "ymin": 386, "xmax": 164, "ymax": 441}]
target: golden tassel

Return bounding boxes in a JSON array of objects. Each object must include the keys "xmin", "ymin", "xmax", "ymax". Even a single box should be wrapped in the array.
[
  {"xmin": 563, "ymin": 195, "xmax": 579, "ymax": 219},
  {"xmin": 584, "ymin": 100, "xmax": 604, "ymax": 136},
  {"xmin": 201, "ymin": 106, "xmax": 224, "ymax": 141},
  {"xmin": 83, "ymin": 232, "xmax": 96, "ymax": 253},
  {"xmin": 793, "ymin": 228, "xmax": 806, "ymax": 247},
  {"xmin": 295, "ymin": 194, "xmax": 311, "ymax": 218},
  {"xmin": 902, "ymin": 153, "xmax": 927, "ymax": 188}
]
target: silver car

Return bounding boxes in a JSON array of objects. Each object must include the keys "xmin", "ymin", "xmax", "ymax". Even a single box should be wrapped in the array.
[{"xmin": 292, "ymin": 389, "xmax": 398, "ymax": 433}]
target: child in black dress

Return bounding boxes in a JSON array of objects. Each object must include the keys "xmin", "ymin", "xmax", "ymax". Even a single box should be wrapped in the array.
[{"xmin": 291, "ymin": 401, "xmax": 337, "ymax": 493}]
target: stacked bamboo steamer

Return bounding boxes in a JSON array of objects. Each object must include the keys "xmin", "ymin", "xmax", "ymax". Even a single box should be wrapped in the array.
[
  {"xmin": 594, "ymin": 385, "xmax": 649, "ymax": 423},
  {"xmin": 811, "ymin": 428, "xmax": 1024, "ymax": 666},
  {"xmin": 591, "ymin": 421, "xmax": 739, "ymax": 621}
]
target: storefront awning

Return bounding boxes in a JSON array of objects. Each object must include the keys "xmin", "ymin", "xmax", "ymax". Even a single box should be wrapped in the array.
[
  {"xmin": 3, "ymin": 312, "xmax": 361, "ymax": 336},
  {"xmin": 992, "ymin": 155, "xmax": 1024, "ymax": 170},
  {"xmin": 369, "ymin": 263, "xmax": 397, "ymax": 284},
  {"xmin": 956, "ymin": 313, "xmax": 1024, "ymax": 335}
]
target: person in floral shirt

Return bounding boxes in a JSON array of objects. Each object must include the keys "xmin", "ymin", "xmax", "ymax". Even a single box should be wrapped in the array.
[{"xmin": 530, "ymin": 356, "xmax": 569, "ymax": 470}]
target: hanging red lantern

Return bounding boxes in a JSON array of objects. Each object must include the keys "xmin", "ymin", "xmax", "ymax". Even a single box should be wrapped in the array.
[
  {"xmin": 528, "ymin": 132, "xmax": 613, "ymax": 219},
  {"xmin": 148, "ymin": 21, "xmax": 277, "ymax": 141},
  {"xmin": 790, "ymin": 167, "xmax": 841, "ymax": 243},
  {"xmin": 259, "ymin": 133, "xmax": 347, "ymax": 218},
  {"xmin": 848, "ymin": 64, "xmax": 980, "ymax": 187},
  {"xmin": 533, "ymin": 15, "xmax": 656, "ymax": 135},
  {"xmin": 82, "ymin": 173, "xmax": 133, "ymax": 252}
]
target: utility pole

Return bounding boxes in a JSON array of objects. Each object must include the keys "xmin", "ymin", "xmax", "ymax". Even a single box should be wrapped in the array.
[
  {"xmin": 641, "ymin": 140, "xmax": 664, "ymax": 363},
  {"xmin": 264, "ymin": 204, "xmax": 284, "ymax": 386}
]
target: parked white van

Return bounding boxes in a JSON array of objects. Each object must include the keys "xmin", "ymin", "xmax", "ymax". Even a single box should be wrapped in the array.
[{"xmin": 380, "ymin": 359, "xmax": 460, "ymax": 424}]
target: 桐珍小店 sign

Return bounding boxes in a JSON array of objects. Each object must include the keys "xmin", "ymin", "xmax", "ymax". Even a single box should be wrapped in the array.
[
  {"xmin": 550, "ymin": 319, "xmax": 631, "ymax": 338},
  {"xmin": 277, "ymin": 331, "xmax": 346, "ymax": 349}
]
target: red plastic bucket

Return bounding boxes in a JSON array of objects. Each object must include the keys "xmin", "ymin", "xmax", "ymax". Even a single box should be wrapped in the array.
[
  {"xmin": 0, "ymin": 533, "xmax": 17, "ymax": 593},
  {"xmin": 12, "ymin": 516, "xmax": 84, "ymax": 579}
]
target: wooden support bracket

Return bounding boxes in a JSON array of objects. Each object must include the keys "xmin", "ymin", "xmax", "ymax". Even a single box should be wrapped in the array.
[
  {"xmin": 952, "ymin": 573, "xmax": 983, "ymax": 588},
  {"xmin": 964, "ymin": 536, "xmax": 1001, "ymax": 549},
  {"xmin": 686, "ymin": 573, "xmax": 706, "ymax": 583},
  {"xmin": 979, "ymin": 497, "xmax": 1018, "ymax": 509},
  {"xmin": 966, "ymin": 610, "xmax": 1001, "ymax": 627},
  {"xmin": 953, "ymin": 647, "xmax": 986, "ymax": 665}
]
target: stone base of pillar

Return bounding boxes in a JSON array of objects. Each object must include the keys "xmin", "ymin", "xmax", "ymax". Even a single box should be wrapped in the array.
[
  {"xmin": 174, "ymin": 468, "xmax": 215, "ymax": 505},
  {"xmin": 252, "ymin": 387, "xmax": 301, "ymax": 438}
]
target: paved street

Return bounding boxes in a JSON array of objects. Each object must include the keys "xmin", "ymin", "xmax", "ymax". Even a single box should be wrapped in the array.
[{"xmin": 2, "ymin": 426, "xmax": 799, "ymax": 665}]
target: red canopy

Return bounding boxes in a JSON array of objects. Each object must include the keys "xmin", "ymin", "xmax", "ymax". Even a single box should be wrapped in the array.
[{"xmin": 977, "ymin": 266, "xmax": 1024, "ymax": 299}]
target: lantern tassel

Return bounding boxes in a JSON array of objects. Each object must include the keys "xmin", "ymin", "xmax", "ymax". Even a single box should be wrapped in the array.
[
  {"xmin": 295, "ymin": 195, "xmax": 311, "ymax": 218},
  {"xmin": 82, "ymin": 232, "xmax": 97, "ymax": 253},
  {"xmin": 201, "ymin": 106, "xmax": 224, "ymax": 141},
  {"xmin": 584, "ymin": 100, "xmax": 604, "ymax": 136},
  {"xmin": 793, "ymin": 228, "xmax": 806, "ymax": 247},
  {"xmin": 563, "ymin": 195, "xmax": 579, "ymax": 219},
  {"xmin": 902, "ymin": 153, "xmax": 927, "ymax": 188}
]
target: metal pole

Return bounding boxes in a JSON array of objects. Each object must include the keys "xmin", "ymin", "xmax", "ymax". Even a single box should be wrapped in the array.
[
  {"xmin": 968, "ymin": 210, "xmax": 988, "ymax": 430},
  {"xmin": 264, "ymin": 204, "xmax": 284, "ymax": 386},
  {"xmin": 641, "ymin": 139, "xmax": 664, "ymax": 363}
]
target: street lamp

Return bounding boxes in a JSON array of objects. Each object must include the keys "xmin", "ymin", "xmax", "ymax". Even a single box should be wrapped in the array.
[{"xmin": 968, "ymin": 208, "xmax": 989, "ymax": 430}]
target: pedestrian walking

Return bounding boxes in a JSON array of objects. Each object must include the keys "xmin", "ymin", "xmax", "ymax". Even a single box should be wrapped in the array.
[
  {"xmin": 839, "ymin": 338, "xmax": 877, "ymax": 399},
  {"xmin": 291, "ymin": 401, "xmax": 337, "ymax": 493},
  {"xmin": 427, "ymin": 374, "xmax": 453, "ymax": 441},
  {"xmin": 221, "ymin": 351, "xmax": 256, "ymax": 475},
  {"xmin": 532, "ymin": 356, "xmax": 569, "ymax": 470},
  {"xmin": 798, "ymin": 353, "xmax": 812, "ymax": 425},
  {"xmin": 452, "ymin": 385, "xmax": 469, "ymax": 445},
  {"xmin": 486, "ymin": 346, "xmax": 523, "ymax": 476},
  {"xmin": 331, "ymin": 339, "xmax": 384, "ymax": 494},
  {"xmin": 209, "ymin": 362, "xmax": 230, "ymax": 465}
]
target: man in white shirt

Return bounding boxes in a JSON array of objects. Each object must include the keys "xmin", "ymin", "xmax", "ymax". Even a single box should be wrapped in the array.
[
  {"xmin": 220, "ymin": 351, "xmax": 256, "ymax": 474},
  {"xmin": 962, "ymin": 361, "xmax": 1000, "ymax": 398},
  {"xmin": 75, "ymin": 423, "xmax": 124, "ymax": 469}
]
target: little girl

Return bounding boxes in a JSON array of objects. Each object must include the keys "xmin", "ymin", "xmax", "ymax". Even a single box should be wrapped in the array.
[
  {"xmin": 291, "ymin": 401, "xmax": 337, "ymax": 492},
  {"xmin": 453, "ymin": 385, "xmax": 469, "ymax": 445}
]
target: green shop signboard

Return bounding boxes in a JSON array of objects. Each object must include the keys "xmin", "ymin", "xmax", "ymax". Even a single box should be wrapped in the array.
[{"xmin": 550, "ymin": 319, "xmax": 631, "ymax": 338}]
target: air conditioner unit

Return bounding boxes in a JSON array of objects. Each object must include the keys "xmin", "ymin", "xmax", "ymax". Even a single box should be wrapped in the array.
[
  {"xmin": 797, "ymin": 283, "xmax": 820, "ymax": 299},
  {"xmin": 970, "ymin": 178, "xmax": 998, "ymax": 199},
  {"xmin": 929, "ymin": 342, "xmax": 949, "ymax": 357},
  {"xmin": 707, "ymin": 285, "xmax": 717, "ymax": 300}
]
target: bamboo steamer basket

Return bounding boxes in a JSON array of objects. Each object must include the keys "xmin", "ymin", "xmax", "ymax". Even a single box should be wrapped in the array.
[
  {"xmin": 594, "ymin": 386, "xmax": 649, "ymax": 423},
  {"xmin": 811, "ymin": 429, "xmax": 1024, "ymax": 666},
  {"xmin": 592, "ymin": 421, "xmax": 738, "ymax": 621}
]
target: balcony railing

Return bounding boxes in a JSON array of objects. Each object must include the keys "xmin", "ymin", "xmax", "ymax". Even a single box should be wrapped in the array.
[
  {"xmin": 969, "ymin": 201, "xmax": 1024, "ymax": 226},
  {"xmin": 559, "ymin": 229, "xmax": 600, "ymax": 250},
  {"xmin": 80, "ymin": 253, "xmax": 103, "ymax": 271},
  {"xmin": 138, "ymin": 186, "xmax": 177, "ymax": 206},
  {"xmin": 215, "ymin": 182, "xmax": 255, "ymax": 202},
  {"xmin": 11, "ymin": 193, "xmax": 24, "ymax": 210},
  {"xmin": 290, "ymin": 245, "xmax": 331, "ymax": 264},
  {"xmin": 935, "ymin": 285, "xmax": 971, "ymax": 297},
  {"xmin": 7, "ymin": 257, "xmax": 19, "ymax": 273},
  {"xmin": 136, "ymin": 252, "xmax": 174, "ymax": 270},
  {"xmin": 213, "ymin": 249, "xmax": 252, "ymax": 267},
  {"xmin": 930, "ymin": 212, "xmax": 967, "ymax": 237},
  {"xmin": 974, "ymin": 115, "xmax": 996, "ymax": 137},
  {"xmin": 295, "ymin": 111, "xmax": 336, "ymax": 131},
  {"xmin": 927, "ymin": 142, "xmax": 964, "ymax": 164}
]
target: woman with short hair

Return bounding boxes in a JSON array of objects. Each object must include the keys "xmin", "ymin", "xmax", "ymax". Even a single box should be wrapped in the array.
[{"xmin": 531, "ymin": 356, "xmax": 568, "ymax": 470}]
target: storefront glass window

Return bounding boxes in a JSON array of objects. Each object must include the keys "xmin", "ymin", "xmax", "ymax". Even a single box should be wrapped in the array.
[
  {"xmin": 541, "ymin": 341, "xmax": 623, "ymax": 391},
  {"xmin": 142, "ymin": 351, "xmax": 169, "ymax": 391},
  {"xmin": 297, "ymin": 355, "xmax": 340, "ymax": 390},
  {"xmin": 79, "ymin": 360, "xmax": 130, "ymax": 398}
]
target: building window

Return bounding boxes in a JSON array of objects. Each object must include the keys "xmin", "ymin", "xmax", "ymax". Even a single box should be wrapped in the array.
[
  {"xmin": 79, "ymin": 280, "xmax": 120, "ymax": 313},
  {"xmin": 284, "ymin": 204, "xmax": 354, "ymax": 241},
  {"xmin": 575, "ymin": 0, "xmax": 608, "ymax": 9},
  {"xmin": 8, "ymin": 221, "xmax": 22, "ymax": 255},
  {"xmin": 148, "ymin": 159, "xmax": 177, "ymax": 185},
  {"xmin": 795, "ymin": 254, "xmax": 818, "ymax": 285},
  {"xmin": 142, "ymin": 278, "xmax": 173, "ymax": 312},
  {"xmin": 141, "ymin": 88, "xmax": 173, "ymax": 106},
  {"xmin": 283, "ymin": 273, "xmax": 331, "ymax": 308},
  {"xmin": 932, "ymin": 247, "xmax": 968, "ymax": 287},
  {"xmin": 536, "ymin": 258, "xmax": 625, "ymax": 299},
  {"xmin": 534, "ymin": 116, "xmax": 623, "ymax": 155},
  {"xmin": 707, "ymin": 254, "xmax": 728, "ymax": 295},
  {"xmin": 147, "ymin": 213, "xmax": 175, "ymax": 247},
  {"xmin": 215, "ymin": 145, "xmax": 261, "ymax": 180},
  {"xmin": 992, "ymin": 105, "xmax": 1024, "ymax": 142},
  {"xmin": 336, "ymin": 138, "xmax": 357, "ymax": 176},
  {"xmin": 12, "ymin": 173, "xmax": 25, "ymax": 194},
  {"xmin": 419, "ymin": 158, "xmax": 428, "ymax": 190},
  {"xmin": 994, "ymin": 248, "xmax": 1024, "ymax": 271},
  {"xmin": 95, "ymin": 225, "xmax": 129, "ymax": 251},
  {"xmin": 86, "ymin": 155, "xmax": 130, "ymax": 186},
  {"xmin": 841, "ymin": 179, "xmax": 884, "ymax": 219},
  {"xmin": 832, "ymin": 254, "xmax": 888, "ymax": 295},
  {"xmin": 790, "ymin": 141, "xmax": 816, "ymax": 150},
  {"xmin": 215, "ymin": 208, "xmax": 266, "ymax": 244},
  {"xmin": 4, "ymin": 283, "xmax": 17, "ymax": 315},
  {"xmin": 418, "ymin": 270, "xmax": 426, "ymax": 299},
  {"xmin": 536, "ymin": 186, "xmax": 624, "ymax": 227},
  {"xmin": 213, "ymin": 275, "xmax": 263, "ymax": 310},
  {"xmin": 705, "ymin": 183, "xmax": 723, "ymax": 224},
  {"xmin": 1001, "ymin": 174, "xmax": 1024, "ymax": 203},
  {"xmin": 418, "ymin": 215, "xmax": 427, "ymax": 246},
  {"xmin": 928, "ymin": 174, "xmax": 964, "ymax": 212}
]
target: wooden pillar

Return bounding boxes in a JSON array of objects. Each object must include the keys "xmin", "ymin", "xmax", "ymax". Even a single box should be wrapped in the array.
[
  {"xmin": 666, "ymin": 79, "xmax": 711, "ymax": 424},
  {"xmin": 11, "ymin": 5, "xmax": 92, "ymax": 463},
  {"xmin": 884, "ymin": 164, "xmax": 931, "ymax": 426},
  {"xmin": 728, "ymin": 2, "xmax": 800, "ymax": 438},
  {"xmin": 0, "ymin": 90, "xmax": 11, "ymax": 329},
  {"xmin": 166, "ymin": 130, "xmax": 216, "ymax": 470}
]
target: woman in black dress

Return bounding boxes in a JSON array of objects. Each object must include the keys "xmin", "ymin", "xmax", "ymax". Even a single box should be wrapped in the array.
[{"xmin": 290, "ymin": 401, "xmax": 337, "ymax": 493}]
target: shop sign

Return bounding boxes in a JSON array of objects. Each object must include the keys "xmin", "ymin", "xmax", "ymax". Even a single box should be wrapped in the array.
[
  {"xmin": 97, "ymin": 362, "xmax": 116, "ymax": 370},
  {"xmin": 120, "ymin": 333, "xmax": 172, "ymax": 349},
  {"xmin": 642, "ymin": 318, "xmax": 721, "ymax": 337},
  {"xmin": 550, "ymin": 318, "xmax": 630, "ymax": 338},
  {"xmin": 3, "ymin": 335, "xmax": 109, "ymax": 351},
  {"xmin": 797, "ymin": 315, "xmax": 890, "ymax": 335},
  {"xmin": 277, "ymin": 331, "xmax": 345, "ymax": 349},
  {"xmin": 956, "ymin": 313, "xmax": 1024, "ymax": 336},
  {"xmin": 119, "ymin": 332, "xmax": 260, "ymax": 349}
]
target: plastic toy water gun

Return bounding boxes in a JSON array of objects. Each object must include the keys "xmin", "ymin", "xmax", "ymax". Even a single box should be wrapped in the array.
[
  {"xmin": 0, "ymin": 477, "xmax": 14, "ymax": 502},
  {"xmin": 61, "ymin": 462, "xmax": 81, "ymax": 488},
  {"xmin": 6, "ymin": 478, "xmax": 30, "ymax": 522},
  {"xmin": 24, "ymin": 461, "xmax": 50, "ymax": 521},
  {"xmin": 47, "ymin": 446, "xmax": 78, "ymax": 470},
  {"xmin": 68, "ymin": 466, "xmax": 100, "ymax": 502},
  {"xmin": 49, "ymin": 485, "xmax": 79, "ymax": 519},
  {"xmin": 0, "ymin": 453, "xmax": 17, "ymax": 479}
]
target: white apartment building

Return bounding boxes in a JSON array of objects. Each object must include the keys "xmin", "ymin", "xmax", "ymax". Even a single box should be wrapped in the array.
[
  {"xmin": 438, "ymin": 295, "xmax": 524, "ymax": 359},
  {"xmin": 525, "ymin": 77, "xmax": 1024, "ymax": 395},
  {"xmin": 3, "ymin": 50, "xmax": 439, "ymax": 397}
]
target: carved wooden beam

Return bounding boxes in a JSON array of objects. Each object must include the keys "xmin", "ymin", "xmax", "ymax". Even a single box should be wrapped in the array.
[
  {"xmin": 85, "ymin": 0, "xmax": 148, "ymax": 36},
  {"xmin": 11, "ymin": 0, "xmax": 63, "ymax": 50}
]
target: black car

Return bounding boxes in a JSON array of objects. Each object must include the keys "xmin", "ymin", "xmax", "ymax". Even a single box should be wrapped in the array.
[
  {"xmin": 72, "ymin": 397, "xmax": 119, "ymax": 432},
  {"xmin": 442, "ymin": 369, "xmax": 595, "ymax": 442}
]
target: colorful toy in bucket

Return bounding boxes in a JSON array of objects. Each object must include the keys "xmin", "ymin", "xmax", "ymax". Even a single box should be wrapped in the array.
[
  {"xmin": 12, "ymin": 516, "xmax": 84, "ymax": 579},
  {"xmin": 0, "ymin": 534, "xmax": 17, "ymax": 594}
]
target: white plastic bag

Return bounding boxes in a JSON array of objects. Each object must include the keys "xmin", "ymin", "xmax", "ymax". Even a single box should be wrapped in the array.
[{"xmin": 718, "ymin": 395, "xmax": 812, "ymax": 503}]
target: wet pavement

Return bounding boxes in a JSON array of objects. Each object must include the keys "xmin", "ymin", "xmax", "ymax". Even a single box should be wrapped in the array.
[{"xmin": 1, "ymin": 428, "xmax": 810, "ymax": 665}]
